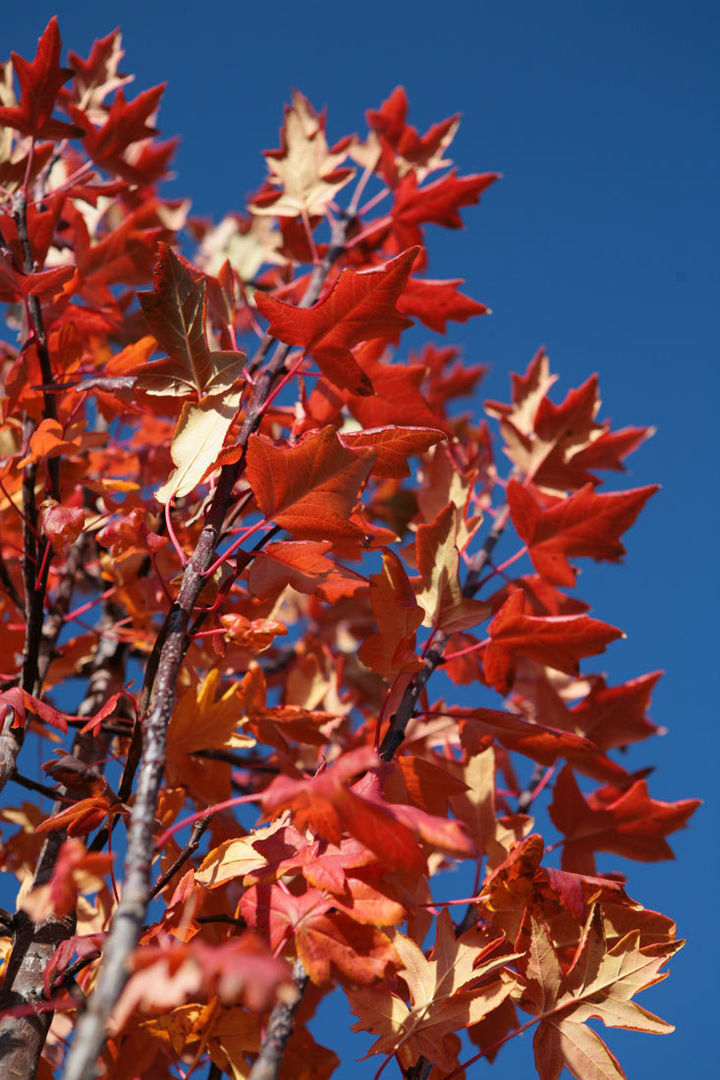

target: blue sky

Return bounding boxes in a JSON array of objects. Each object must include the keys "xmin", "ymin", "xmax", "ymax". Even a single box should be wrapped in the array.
[{"xmin": 2, "ymin": 2, "xmax": 718, "ymax": 1077}]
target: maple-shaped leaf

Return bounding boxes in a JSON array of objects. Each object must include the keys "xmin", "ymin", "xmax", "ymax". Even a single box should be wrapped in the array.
[
  {"xmin": 507, "ymin": 480, "xmax": 660, "ymax": 586},
  {"xmin": 340, "ymin": 425, "xmax": 445, "ymax": 479},
  {"xmin": 260, "ymin": 748, "xmax": 426, "ymax": 873},
  {"xmin": 522, "ymin": 671, "xmax": 662, "ymax": 752},
  {"xmin": 69, "ymin": 83, "xmax": 166, "ymax": 179},
  {"xmin": 358, "ymin": 549, "xmax": 424, "ymax": 678},
  {"xmin": 65, "ymin": 29, "xmax": 132, "ymax": 118},
  {"xmin": 136, "ymin": 244, "xmax": 246, "ymax": 400},
  {"xmin": 0, "ymin": 18, "xmax": 83, "ymax": 139},
  {"xmin": 397, "ymin": 276, "xmax": 489, "ymax": 333},
  {"xmin": 246, "ymin": 426, "xmax": 375, "ymax": 542},
  {"xmin": 349, "ymin": 909, "xmax": 517, "ymax": 1073},
  {"xmin": 519, "ymin": 906, "xmax": 682, "ymax": 1080},
  {"xmin": 548, "ymin": 766, "xmax": 701, "ymax": 874},
  {"xmin": 568, "ymin": 672, "xmax": 663, "ymax": 751},
  {"xmin": 484, "ymin": 590, "xmax": 623, "ymax": 695},
  {"xmin": 241, "ymin": 883, "xmax": 398, "ymax": 986},
  {"xmin": 362, "ymin": 85, "xmax": 460, "ymax": 184},
  {"xmin": 485, "ymin": 347, "xmax": 558, "ymax": 435},
  {"xmin": 390, "ymin": 169, "xmax": 498, "ymax": 251},
  {"xmin": 165, "ymin": 670, "xmax": 255, "ymax": 805},
  {"xmin": 250, "ymin": 89, "xmax": 355, "ymax": 218},
  {"xmin": 254, "ymin": 248, "xmax": 418, "ymax": 395},
  {"xmin": 487, "ymin": 352, "xmax": 652, "ymax": 493},
  {"xmin": 415, "ymin": 502, "xmax": 488, "ymax": 633}
]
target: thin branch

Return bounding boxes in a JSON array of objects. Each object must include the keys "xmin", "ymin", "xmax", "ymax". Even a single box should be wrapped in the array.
[
  {"xmin": 148, "ymin": 816, "xmax": 210, "ymax": 900},
  {"xmin": 247, "ymin": 959, "xmax": 308, "ymax": 1080},
  {"xmin": 378, "ymin": 503, "xmax": 510, "ymax": 761},
  {"xmin": 59, "ymin": 215, "xmax": 354, "ymax": 1080}
]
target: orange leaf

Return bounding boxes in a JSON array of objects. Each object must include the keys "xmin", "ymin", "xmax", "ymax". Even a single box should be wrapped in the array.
[
  {"xmin": 358, "ymin": 549, "xmax": 424, "ymax": 678},
  {"xmin": 246, "ymin": 426, "xmax": 375, "ymax": 541}
]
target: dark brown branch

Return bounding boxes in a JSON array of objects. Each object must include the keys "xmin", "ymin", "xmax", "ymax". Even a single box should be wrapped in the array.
[
  {"xmin": 10, "ymin": 771, "xmax": 73, "ymax": 803},
  {"xmin": 379, "ymin": 503, "xmax": 510, "ymax": 761},
  {"xmin": 60, "ymin": 217, "xmax": 354, "ymax": 1080},
  {"xmin": 148, "ymin": 816, "xmax": 210, "ymax": 900},
  {"xmin": 378, "ymin": 504, "xmax": 511, "ymax": 1080},
  {"xmin": 247, "ymin": 959, "xmax": 308, "ymax": 1080},
  {"xmin": 0, "ymin": 548, "xmax": 23, "ymax": 610}
]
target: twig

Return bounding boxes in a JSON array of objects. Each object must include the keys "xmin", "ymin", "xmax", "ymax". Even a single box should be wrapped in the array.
[
  {"xmin": 59, "ymin": 215, "xmax": 355, "ymax": 1080},
  {"xmin": 379, "ymin": 504, "xmax": 509, "ymax": 761},
  {"xmin": 247, "ymin": 959, "xmax": 308, "ymax": 1080},
  {"xmin": 10, "ymin": 771, "xmax": 73, "ymax": 803},
  {"xmin": 148, "ymin": 816, "xmax": 210, "ymax": 900}
]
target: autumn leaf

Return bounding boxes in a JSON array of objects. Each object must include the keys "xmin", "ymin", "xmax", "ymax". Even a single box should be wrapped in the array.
[
  {"xmin": 487, "ymin": 352, "xmax": 653, "ymax": 493},
  {"xmin": 507, "ymin": 480, "xmax": 659, "ymax": 586},
  {"xmin": 154, "ymin": 386, "xmax": 242, "ymax": 503},
  {"xmin": 21, "ymin": 838, "xmax": 112, "ymax": 920},
  {"xmin": 0, "ymin": 17, "xmax": 83, "ymax": 140},
  {"xmin": 349, "ymin": 909, "xmax": 517, "ymax": 1073},
  {"xmin": 40, "ymin": 498, "xmax": 85, "ymax": 553},
  {"xmin": 165, "ymin": 670, "xmax": 255, "ymax": 805},
  {"xmin": 136, "ymin": 244, "xmax": 246, "ymax": 400},
  {"xmin": 357, "ymin": 549, "xmax": 424, "ymax": 678},
  {"xmin": 250, "ymin": 90, "xmax": 355, "ymax": 218},
  {"xmin": 254, "ymin": 248, "xmax": 418, "ymax": 395},
  {"xmin": 519, "ymin": 906, "xmax": 682, "ymax": 1080},
  {"xmin": 246, "ymin": 426, "xmax": 375, "ymax": 542},
  {"xmin": 548, "ymin": 766, "xmax": 701, "ymax": 874},
  {"xmin": 397, "ymin": 276, "xmax": 489, "ymax": 333},
  {"xmin": 484, "ymin": 589, "xmax": 623, "ymax": 694},
  {"xmin": 390, "ymin": 169, "xmax": 499, "ymax": 253},
  {"xmin": 340, "ymin": 425, "xmax": 445, "ymax": 479},
  {"xmin": 415, "ymin": 502, "xmax": 488, "ymax": 633}
]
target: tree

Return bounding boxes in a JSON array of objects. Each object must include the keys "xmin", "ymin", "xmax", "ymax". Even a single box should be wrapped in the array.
[{"xmin": 0, "ymin": 18, "xmax": 699, "ymax": 1080}]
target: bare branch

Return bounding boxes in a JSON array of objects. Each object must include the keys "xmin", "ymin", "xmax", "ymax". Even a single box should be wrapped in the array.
[{"xmin": 247, "ymin": 959, "xmax": 308, "ymax": 1080}]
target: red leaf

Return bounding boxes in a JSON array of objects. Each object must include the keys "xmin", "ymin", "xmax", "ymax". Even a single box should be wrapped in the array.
[
  {"xmin": 549, "ymin": 766, "xmax": 701, "ymax": 874},
  {"xmin": 507, "ymin": 479, "xmax": 659, "ymax": 586},
  {"xmin": 0, "ymin": 18, "xmax": 83, "ymax": 140},
  {"xmin": 340, "ymin": 425, "xmax": 445, "ymax": 479},
  {"xmin": 484, "ymin": 589, "xmax": 623, "ymax": 694},
  {"xmin": 69, "ymin": 84, "xmax": 166, "ymax": 179},
  {"xmin": 40, "ymin": 500, "xmax": 85, "ymax": 554},
  {"xmin": 254, "ymin": 248, "xmax": 419, "ymax": 394},
  {"xmin": 390, "ymin": 170, "xmax": 498, "ymax": 250},
  {"xmin": 397, "ymin": 277, "xmax": 488, "ymax": 333}
]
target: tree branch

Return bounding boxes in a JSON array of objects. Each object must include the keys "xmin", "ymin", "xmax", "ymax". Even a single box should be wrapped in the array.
[
  {"xmin": 379, "ymin": 503, "xmax": 509, "ymax": 761},
  {"xmin": 247, "ymin": 959, "xmax": 308, "ymax": 1080}
]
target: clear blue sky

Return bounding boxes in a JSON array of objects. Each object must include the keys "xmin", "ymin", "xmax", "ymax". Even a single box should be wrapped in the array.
[{"xmin": 2, "ymin": 2, "xmax": 718, "ymax": 1077}]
